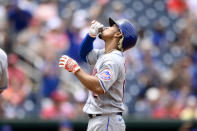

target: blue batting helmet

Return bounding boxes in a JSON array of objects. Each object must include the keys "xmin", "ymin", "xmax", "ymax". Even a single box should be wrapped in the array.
[{"xmin": 109, "ymin": 17, "xmax": 138, "ymax": 51}]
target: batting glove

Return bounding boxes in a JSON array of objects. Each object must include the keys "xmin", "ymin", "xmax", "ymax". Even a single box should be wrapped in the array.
[
  {"xmin": 89, "ymin": 20, "xmax": 104, "ymax": 38},
  {"xmin": 59, "ymin": 55, "xmax": 80, "ymax": 74}
]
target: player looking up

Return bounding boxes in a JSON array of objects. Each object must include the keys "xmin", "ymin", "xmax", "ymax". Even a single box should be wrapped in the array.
[{"xmin": 59, "ymin": 17, "xmax": 138, "ymax": 131}]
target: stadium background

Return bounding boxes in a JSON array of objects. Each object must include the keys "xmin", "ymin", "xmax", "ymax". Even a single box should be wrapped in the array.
[{"xmin": 0, "ymin": 0, "xmax": 197, "ymax": 130}]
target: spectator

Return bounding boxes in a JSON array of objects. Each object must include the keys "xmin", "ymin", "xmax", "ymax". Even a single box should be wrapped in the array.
[
  {"xmin": 59, "ymin": 120, "xmax": 73, "ymax": 131},
  {"xmin": 41, "ymin": 89, "xmax": 75, "ymax": 120},
  {"xmin": 180, "ymin": 96, "xmax": 197, "ymax": 120},
  {"xmin": 167, "ymin": 0, "xmax": 188, "ymax": 16},
  {"xmin": 8, "ymin": 5, "xmax": 32, "ymax": 32}
]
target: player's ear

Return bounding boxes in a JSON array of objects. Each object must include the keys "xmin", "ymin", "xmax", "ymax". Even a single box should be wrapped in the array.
[{"xmin": 114, "ymin": 32, "xmax": 122, "ymax": 38}]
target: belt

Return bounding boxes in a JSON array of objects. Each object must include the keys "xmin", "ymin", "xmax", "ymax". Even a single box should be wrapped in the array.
[{"xmin": 88, "ymin": 112, "xmax": 122, "ymax": 119}]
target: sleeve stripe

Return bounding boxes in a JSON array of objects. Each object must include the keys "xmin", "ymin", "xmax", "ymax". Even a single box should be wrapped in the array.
[{"xmin": 98, "ymin": 79, "xmax": 107, "ymax": 93}]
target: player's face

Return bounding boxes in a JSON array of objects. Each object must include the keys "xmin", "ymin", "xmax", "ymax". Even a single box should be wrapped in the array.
[{"xmin": 100, "ymin": 24, "xmax": 121, "ymax": 41}]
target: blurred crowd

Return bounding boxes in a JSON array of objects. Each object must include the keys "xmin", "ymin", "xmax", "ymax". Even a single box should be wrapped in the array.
[{"xmin": 0, "ymin": 0, "xmax": 197, "ymax": 122}]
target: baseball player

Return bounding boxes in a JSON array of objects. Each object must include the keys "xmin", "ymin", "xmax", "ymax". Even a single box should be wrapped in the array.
[
  {"xmin": 59, "ymin": 17, "xmax": 137, "ymax": 131},
  {"xmin": 0, "ymin": 48, "xmax": 8, "ymax": 94}
]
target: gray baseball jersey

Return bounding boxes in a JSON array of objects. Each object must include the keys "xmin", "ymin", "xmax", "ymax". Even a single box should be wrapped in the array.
[
  {"xmin": 83, "ymin": 49, "xmax": 126, "ymax": 114},
  {"xmin": 0, "ymin": 48, "xmax": 8, "ymax": 90}
]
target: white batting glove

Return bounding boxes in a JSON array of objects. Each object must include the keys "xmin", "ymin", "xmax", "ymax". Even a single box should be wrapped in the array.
[
  {"xmin": 89, "ymin": 20, "xmax": 104, "ymax": 38},
  {"xmin": 59, "ymin": 55, "xmax": 80, "ymax": 74}
]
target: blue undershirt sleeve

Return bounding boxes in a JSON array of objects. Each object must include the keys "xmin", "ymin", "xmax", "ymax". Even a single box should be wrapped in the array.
[{"xmin": 79, "ymin": 34, "xmax": 96, "ymax": 62}]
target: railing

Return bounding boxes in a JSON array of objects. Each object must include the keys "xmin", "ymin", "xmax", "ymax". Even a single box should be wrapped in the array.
[{"xmin": 0, "ymin": 118, "xmax": 197, "ymax": 131}]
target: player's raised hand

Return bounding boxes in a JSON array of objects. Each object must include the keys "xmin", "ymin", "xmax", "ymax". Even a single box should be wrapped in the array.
[
  {"xmin": 59, "ymin": 55, "xmax": 80, "ymax": 74},
  {"xmin": 89, "ymin": 20, "xmax": 104, "ymax": 38}
]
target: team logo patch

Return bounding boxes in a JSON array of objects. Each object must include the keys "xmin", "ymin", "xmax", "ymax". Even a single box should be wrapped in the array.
[{"xmin": 99, "ymin": 69, "xmax": 112, "ymax": 81}]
